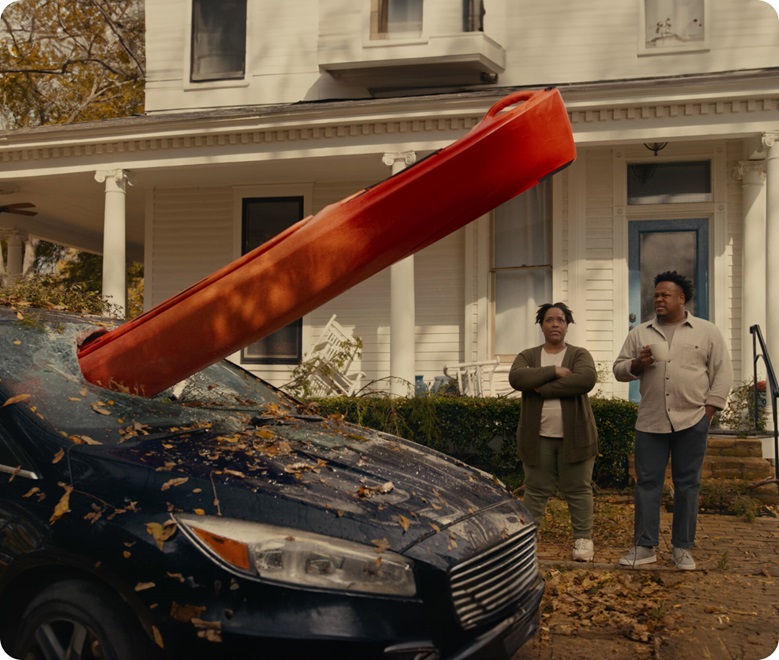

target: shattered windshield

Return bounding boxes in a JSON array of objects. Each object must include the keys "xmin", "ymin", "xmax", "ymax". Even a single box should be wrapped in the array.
[{"xmin": 0, "ymin": 312, "xmax": 299, "ymax": 445}]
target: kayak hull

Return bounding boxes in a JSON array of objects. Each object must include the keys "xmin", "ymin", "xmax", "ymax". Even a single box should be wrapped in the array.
[{"xmin": 78, "ymin": 89, "xmax": 576, "ymax": 396}]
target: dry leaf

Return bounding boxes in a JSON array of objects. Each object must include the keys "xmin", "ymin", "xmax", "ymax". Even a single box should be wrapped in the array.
[
  {"xmin": 170, "ymin": 602, "xmax": 207, "ymax": 623},
  {"xmin": 135, "ymin": 582, "xmax": 156, "ymax": 591},
  {"xmin": 161, "ymin": 477, "xmax": 189, "ymax": 491},
  {"xmin": 69, "ymin": 435, "xmax": 101, "ymax": 445},
  {"xmin": 192, "ymin": 618, "xmax": 222, "ymax": 643},
  {"xmin": 49, "ymin": 485, "xmax": 73, "ymax": 524},
  {"xmin": 146, "ymin": 521, "xmax": 178, "ymax": 550},
  {"xmin": 398, "ymin": 514, "xmax": 411, "ymax": 532},
  {"xmin": 2, "ymin": 393, "xmax": 30, "ymax": 408},
  {"xmin": 91, "ymin": 402, "xmax": 112, "ymax": 415},
  {"xmin": 152, "ymin": 626, "xmax": 164, "ymax": 649},
  {"xmin": 372, "ymin": 538, "xmax": 390, "ymax": 554},
  {"xmin": 23, "ymin": 487, "xmax": 41, "ymax": 498}
]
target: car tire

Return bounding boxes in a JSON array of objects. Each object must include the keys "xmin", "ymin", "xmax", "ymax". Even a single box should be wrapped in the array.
[{"xmin": 16, "ymin": 579, "xmax": 153, "ymax": 660}]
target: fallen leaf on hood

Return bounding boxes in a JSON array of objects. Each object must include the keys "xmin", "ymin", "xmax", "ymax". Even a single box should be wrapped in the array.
[
  {"xmin": 192, "ymin": 618, "xmax": 222, "ymax": 643},
  {"xmin": 161, "ymin": 477, "xmax": 189, "ymax": 491},
  {"xmin": 398, "ymin": 515, "xmax": 411, "ymax": 532},
  {"xmin": 69, "ymin": 435, "xmax": 101, "ymax": 445},
  {"xmin": 284, "ymin": 462, "xmax": 319, "ymax": 475},
  {"xmin": 218, "ymin": 470, "xmax": 245, "ymax": 479},
  {"xmin": 372, "ymin": 538, "xmax": 389, "ymax": 554},
  {"xmin": 91, "ymin": 401, "xmax": 113, "ymax": 415},
  {"xmin": 9, "ymin": 465, "xmax": 21, "ymax": 482},
  {"xmin": 170, "ymin": 602, "xmax": 207, "ymax": 623},
  {"xmin": 49, "ymin": 484, "xmax": 73, "ymax": 524},
  {"xmin": 2, "ymin": 393, "xmax": 30, "ymax": 408},
  {"xmin": 135, "ymin": 582, "xmax": 156, "ymax": 591},
  {"xmin": 152, "ymin": 626, "xmax": 164, "ymax": 649},
  {"xmin": 23, "ymin": 487, "xmax": 41, "ymax": 499},
  {"xmin": 146, "ymin": 520, "xmax": 178, "ymax": 550}
]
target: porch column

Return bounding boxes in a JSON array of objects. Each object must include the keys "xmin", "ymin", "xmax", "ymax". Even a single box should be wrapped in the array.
[
  {"xmin": 95, "ymin": 169, "xmax": 132, "ymax": 318},
  {"xmin": 5, "ymin": 231, "xmax": 23, "ymax": 286},
  {"xmin": 764, "ymin": 132, "xmax": 779, "ymax": 374},
  {"xmin": 734, "ymin": 160, "xmax": 766, "ymax": 374},
  {"xmin": 383, "ymin": 151, "xmax": 417, "ymax": 396}
]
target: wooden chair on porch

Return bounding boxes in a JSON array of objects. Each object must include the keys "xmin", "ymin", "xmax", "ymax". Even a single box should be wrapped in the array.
[
  {"xmin": 303, "ymin": 314, "xmax": 366, "ymax": 397},
  {"xmin": 442, "ymin": 358, "xmax": 518, "ymax": 397}
]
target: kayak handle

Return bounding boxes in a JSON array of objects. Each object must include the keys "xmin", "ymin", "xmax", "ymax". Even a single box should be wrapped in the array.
[{"xmin": 484, "ymin": 90, "xmax": 541, "ymax": 121}]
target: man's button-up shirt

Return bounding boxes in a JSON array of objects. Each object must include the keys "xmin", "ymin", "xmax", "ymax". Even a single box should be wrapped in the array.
[{"xmin": 613, "ymin": 313, "xmax": 733, "ymax": 433}]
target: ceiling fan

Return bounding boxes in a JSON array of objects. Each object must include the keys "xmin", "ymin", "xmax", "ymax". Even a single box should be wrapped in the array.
[{"xmin": 0, "ymin": 203, "xmax": 37, "ymax": 217}]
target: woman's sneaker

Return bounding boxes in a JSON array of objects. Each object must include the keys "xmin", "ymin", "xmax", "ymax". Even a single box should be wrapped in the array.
[
  {"xmin": 572, "ymin": 538, "xmax": 594, "ymax": 561},
  {"xmin": 672, "ymin": 547, "xmax": 696, "ymax": 570},
  {"xmin": 619, "ymin": 546, "xmax": 656, "ymax": 567}
]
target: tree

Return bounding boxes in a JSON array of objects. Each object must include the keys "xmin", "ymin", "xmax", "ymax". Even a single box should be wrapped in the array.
[{"xmin": 0, "ymin": 0, "xmax": 145, "ymax": 128}]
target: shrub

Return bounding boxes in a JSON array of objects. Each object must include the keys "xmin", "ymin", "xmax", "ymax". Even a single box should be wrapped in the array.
[{"xmin": 314, "ymin": 394, "xmax": 638, "ymax": 489}]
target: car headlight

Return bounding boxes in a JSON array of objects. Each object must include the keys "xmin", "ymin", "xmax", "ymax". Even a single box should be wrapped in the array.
[{"xmin": 176, "ymin": 514, "xmax": 416, "ymax": 597}]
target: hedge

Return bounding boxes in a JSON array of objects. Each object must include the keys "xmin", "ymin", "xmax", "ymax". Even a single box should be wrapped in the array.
[{"xmin": 313, "ymin": 395, "xmax": 638, "ymax": 490}]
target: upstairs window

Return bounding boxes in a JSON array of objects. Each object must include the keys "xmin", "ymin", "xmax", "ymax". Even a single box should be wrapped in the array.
[
  {"xmin": 463, "ymin": 0, "xmax": 484, "ymax": 32},
  {"xmin": 241, "ymin": 198, "xmax": 304, "ymax": 364},
  {"xmin": 371, "ymin": 0, "xmax": 423, "ymax": 39},
  {"xmin": 191, "ymin": 0, "xmax": 247, "ymax": 82}
]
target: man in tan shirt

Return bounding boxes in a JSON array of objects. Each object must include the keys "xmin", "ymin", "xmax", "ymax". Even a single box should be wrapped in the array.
[{"xmin": 613, "ymin": 271, "xmax": 732, "ymax": 570}]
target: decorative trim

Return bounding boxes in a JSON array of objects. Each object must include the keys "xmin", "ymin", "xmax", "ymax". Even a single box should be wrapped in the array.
[
  {"xmin": 733, "ymin": 160, "xmax": 766, "ymax": 182},
  {"xmin": 0, "ymin": 96, "xmax": 777, "ymax": 166}
]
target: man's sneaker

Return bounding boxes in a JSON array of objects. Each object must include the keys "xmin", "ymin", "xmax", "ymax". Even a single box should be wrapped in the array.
[
  {"xmin": 619, "ymin": 546, "xmax": 656, "ymax": 567},
  {"xmin": 572, "ymin": 538, "xmax": 594, "ymax": 562},
  {"xmin": 672, "ymin": 547, "xmax": 696, "ymax": 570}
]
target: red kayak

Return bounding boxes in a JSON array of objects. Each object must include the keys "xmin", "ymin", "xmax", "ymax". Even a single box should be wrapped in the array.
[{"xmin": 78, "ymin": 89, "xmax": 576, "ymax": 396}]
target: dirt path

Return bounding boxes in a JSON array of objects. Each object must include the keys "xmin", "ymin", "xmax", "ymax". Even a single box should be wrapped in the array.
[{"xmin": 513, "ymin": 496, "xmax": 779, "ymax": 659}]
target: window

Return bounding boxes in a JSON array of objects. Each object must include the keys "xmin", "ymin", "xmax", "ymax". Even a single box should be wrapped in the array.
[
  {"xmin": 191, "ymin": 0, "xmax": 247, "ymax": 82},
  {"xmin": 463, "ymin": 0, "xmax": 484, "ymax": 32},
  {"xmin": 640, "ymin": 0, "xmax": 707, "ymax": 54},
  {"xmin": 627, "ymin": 160, "xmax": 711, "ymax": 204},
  {"xmin": 241, "ymin": 198, "xmax": 305, "ymax": 364},
  {"xmin": 492, "ymin": 181, "xmax": 552, "ymax": 356},
  {"xmin": 370, "ymin": 0, "xmax": 423, "ymax": 39}
]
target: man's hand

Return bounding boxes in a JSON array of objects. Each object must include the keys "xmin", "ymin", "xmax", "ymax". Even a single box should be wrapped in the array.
[
  {"xmin": 555, "ymin": 366, "xmax": 572, "ymax": 378},
  {"xmin": 631, "ymin": 346, "xmax": 654, "ymax": 375}
]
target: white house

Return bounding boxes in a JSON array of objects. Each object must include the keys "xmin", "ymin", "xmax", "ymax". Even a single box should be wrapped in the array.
[{"xmin": 0, "ymin": 0, "xmax": 778, "ymax": 400}]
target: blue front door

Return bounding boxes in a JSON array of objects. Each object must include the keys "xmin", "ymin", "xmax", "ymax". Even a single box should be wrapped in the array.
[{"xmin": 627, "ymin": 219, "xmax": 710, "ymax": 402}]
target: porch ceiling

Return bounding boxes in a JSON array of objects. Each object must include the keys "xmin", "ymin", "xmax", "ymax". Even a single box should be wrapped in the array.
[{"xmin": 0, "ymin": 153, "xmax": 392, "ymax": 262}]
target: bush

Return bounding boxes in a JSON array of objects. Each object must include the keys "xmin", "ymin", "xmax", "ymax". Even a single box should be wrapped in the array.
[{"xmin": 314, "ymin": 394, "xmax": 638, "ymax": 489}]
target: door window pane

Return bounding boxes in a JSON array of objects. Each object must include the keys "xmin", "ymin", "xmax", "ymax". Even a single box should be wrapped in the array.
[
  {"xmin": 638, "ymin": 230, "xmax": 696, "ymax": 321},
  {"xmin": 241, "ymin": 198, "xmax": 304, "ymax": 364},
  {"xmin": 191, "ymin": 0, "xmax": 247, "ymax": 82},
  {"xmin": 493, "ymin": 181, "xmax": 552, "ymax": 355},
  {"xmin": 628, "ymin": 161, "xmax": 711, "ymax": 204}
]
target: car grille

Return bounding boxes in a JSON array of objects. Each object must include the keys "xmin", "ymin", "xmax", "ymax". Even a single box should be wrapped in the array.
[{"xmin": 448, "ymin": 527, "xmax": 538, "ymax": 629}]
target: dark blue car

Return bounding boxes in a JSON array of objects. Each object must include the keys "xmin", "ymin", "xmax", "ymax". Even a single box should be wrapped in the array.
[{"xmin": 0, "ymin": 306, "xmax": 542, "ymax": 660}]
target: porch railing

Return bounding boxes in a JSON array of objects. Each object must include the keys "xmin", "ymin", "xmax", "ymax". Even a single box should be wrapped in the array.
[{"xmin": 750, "ymin": 324, "xmax": 779, "ymax": 485}]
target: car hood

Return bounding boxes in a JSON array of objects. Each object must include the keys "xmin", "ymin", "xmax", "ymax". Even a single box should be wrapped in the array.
[{"xmin": 66, "ymin": 413, "xmax": 531, "ymax": 562}]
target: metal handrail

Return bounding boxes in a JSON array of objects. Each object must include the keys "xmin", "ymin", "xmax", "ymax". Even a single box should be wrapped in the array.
[{"xmin": 750, "ymin": 324, "xmax": 778, "ymax": 485}]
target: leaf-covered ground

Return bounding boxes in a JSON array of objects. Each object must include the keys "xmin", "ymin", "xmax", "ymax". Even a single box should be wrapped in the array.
[{"xmin": 515, "ymin": 494, "xmax": 779, "ymax": 659}]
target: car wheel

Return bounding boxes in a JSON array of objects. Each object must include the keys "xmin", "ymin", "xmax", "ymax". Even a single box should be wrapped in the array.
[{"xmin": 16, "ymin": 579, "xmax": 152, "ymax": 660}]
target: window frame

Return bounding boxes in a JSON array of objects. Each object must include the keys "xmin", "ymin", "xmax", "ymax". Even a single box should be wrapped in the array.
[
  {"xmin": 239, "ymin": 196, "xmax": 306, "ymax": 366},
  {"xmin": 491, "ymin": 180, "xmax": 553, "ymax": 359},
  {"xmin": 638, "ymin": 0, "xmax": 709, "ymax": 56},
  {"xmin": 190, "ymin": 0, "xmax": 248, "ymax": 83}
]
